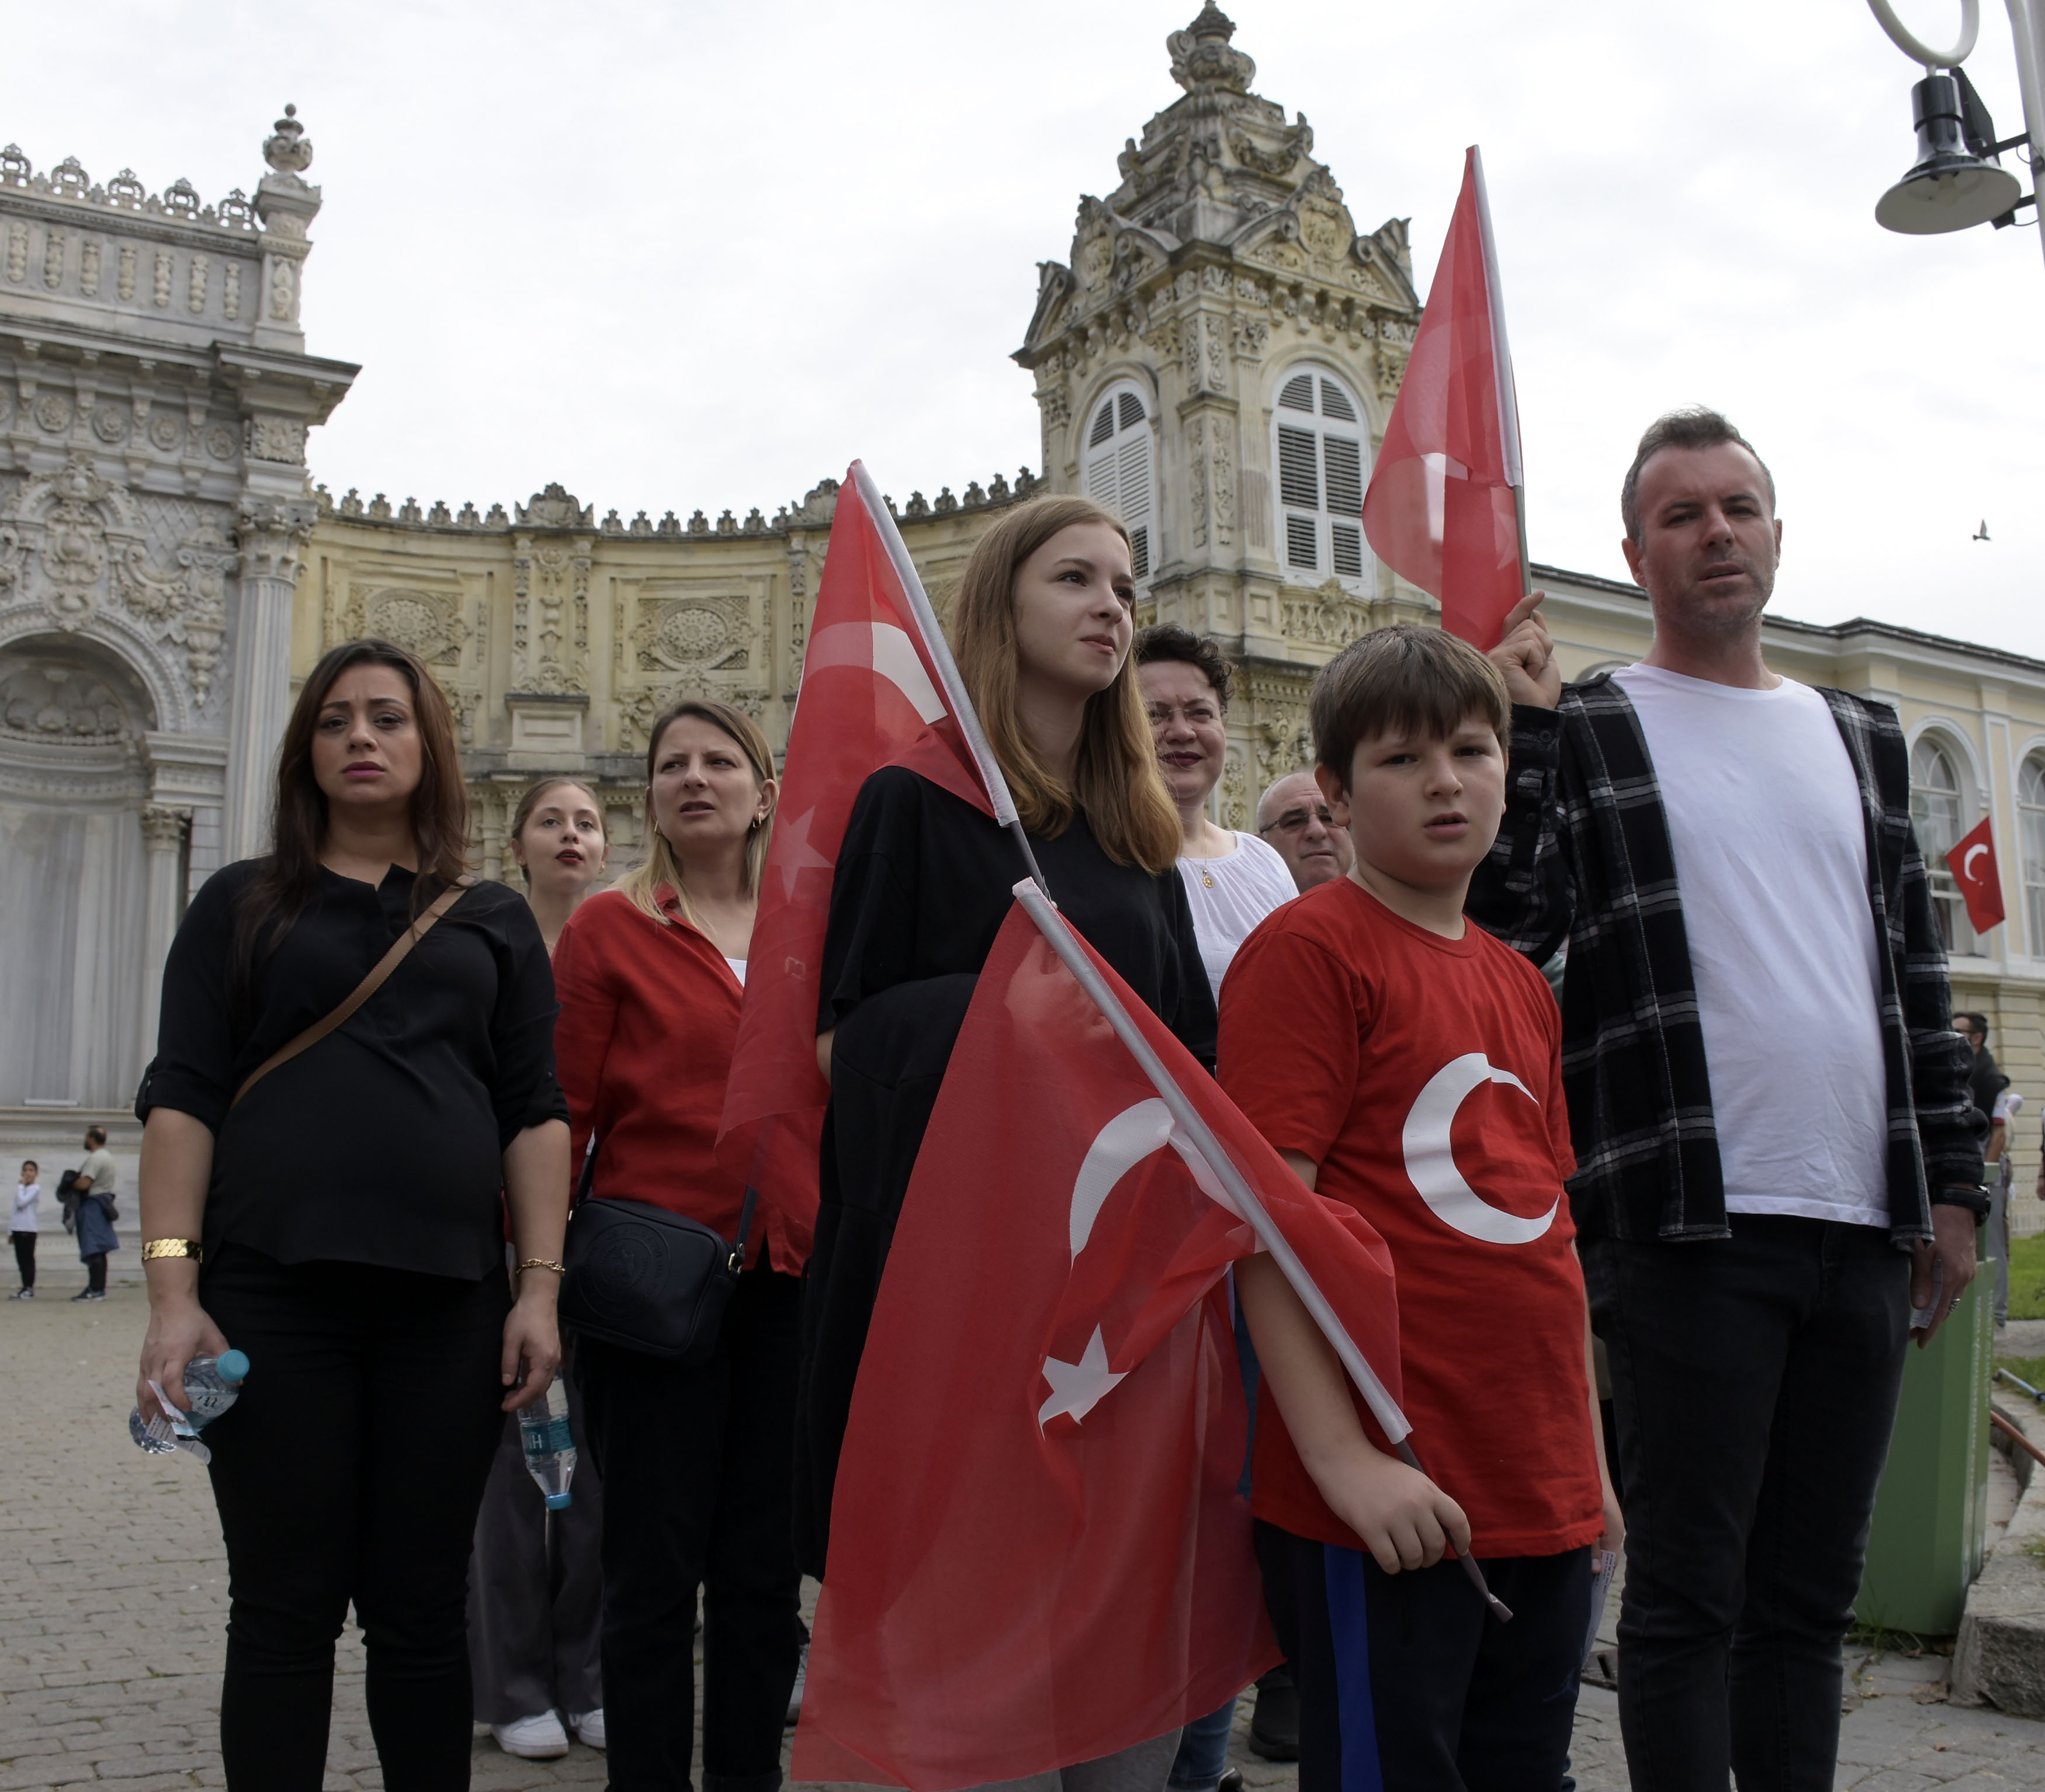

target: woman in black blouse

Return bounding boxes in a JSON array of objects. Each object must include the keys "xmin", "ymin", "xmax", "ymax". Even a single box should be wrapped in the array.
[
  {"xmin": 799, "ymin": 495, "xmax": 1213, "ymax": 1787},
  {"xmin": 134, "ymin": 639, "xmax": 571, "ymax": 1792}
]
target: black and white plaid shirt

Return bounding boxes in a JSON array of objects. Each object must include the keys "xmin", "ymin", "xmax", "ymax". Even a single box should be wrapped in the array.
[{"xmin": 1469, "ymin": 675, "xmax": 1985, "ymax": 1245}]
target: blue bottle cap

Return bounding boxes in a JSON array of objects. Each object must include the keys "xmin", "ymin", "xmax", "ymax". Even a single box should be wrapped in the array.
[
  {"xmin": 544, "ymin": 1492, "xmax": 573, "ymax": 1510},
  {"xmin": 215, "ymin": 1350, "xmax": 251, "ymax": 1384}
]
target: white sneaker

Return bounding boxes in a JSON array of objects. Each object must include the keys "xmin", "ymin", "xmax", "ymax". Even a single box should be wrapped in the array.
[
  {"xmin": 568, "ymin": 1708, "xmax": 606, "ymax": 1749},
  {"xmin": 491, "ymin": 1710, "xmax": 569, "ymax": 1759}
]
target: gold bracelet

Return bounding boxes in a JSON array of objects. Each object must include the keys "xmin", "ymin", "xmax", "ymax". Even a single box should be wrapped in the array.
[
  {"xmin": 516, "ymin": 1257, "xmax": 566, "ymax": 1276},
  {"xmin": 141, "ymin": 1238, "xmax": 203, "ymax": 1263}
]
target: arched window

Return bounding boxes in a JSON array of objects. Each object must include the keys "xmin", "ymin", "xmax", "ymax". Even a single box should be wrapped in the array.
[
  {"xmin": 1273, "ymin": 368, "xmax": 1368, "ymax": 587},
  {"xmin": 2020, "ymin": 753, "xmax": 2045, "ymax": 956},
  {"xmin": 1910, "ymin": 736, "xmax": 1975, "ymax": 955},
  {"xmin": 1083, "ymin": 384, "xmax": 1156, "ymax": 583}
]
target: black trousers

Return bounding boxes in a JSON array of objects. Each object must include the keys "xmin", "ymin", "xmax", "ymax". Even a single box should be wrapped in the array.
[
  {"xmin": 11, "ymin": 1229, "xmax": 33, "ymax": 1287},
  {"xmin": 199, "ymin": 1246, "xmax": 509, "ymax": 1792},
  {"xmin": 1583, "ymin": 1215, "xmax": 1911, "ymax": 1792},
  {"xmin": 83, "ymin": 1250, "xmax": 106, "ymax": 1292},
  {"xmin": 574, "ymin": 1266, "xmax": 802, "ymax": 1792},
  {"xmin": 1256, "ymin": 1521, "xmax": 1589, "ymax": 1791}
]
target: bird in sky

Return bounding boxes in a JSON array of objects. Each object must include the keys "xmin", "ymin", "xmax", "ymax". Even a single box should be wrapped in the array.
[{"xmin": 1973, "ymin": 520, "xmax": 1991, "ymax": 541}]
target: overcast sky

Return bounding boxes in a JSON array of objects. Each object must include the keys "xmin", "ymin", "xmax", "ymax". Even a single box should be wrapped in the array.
[{"xmin": 15, "ymin": 1, "xmax": 2045, "ymax": 657}]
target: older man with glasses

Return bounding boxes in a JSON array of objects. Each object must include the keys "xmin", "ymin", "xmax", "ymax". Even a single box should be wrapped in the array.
[{"xmin": 1254, "ymin": 771, "xmax": 1356, "ymax": 894}]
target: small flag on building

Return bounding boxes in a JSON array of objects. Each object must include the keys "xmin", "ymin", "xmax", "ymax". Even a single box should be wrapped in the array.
[
  {"xmin": 1361, "ymin": 145, "xmax": 1528, "ymax": 649},
  {"xmin": 1947, "ymin": 815, "xmax": 2006, "ymax": 933}
]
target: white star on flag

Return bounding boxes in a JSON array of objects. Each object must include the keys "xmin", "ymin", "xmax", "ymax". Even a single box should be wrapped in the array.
[
  {"xmin": 1037, "ymin": 1326, "xmax": 1126, "ymax": 1427},
  {"xmin": 774, "ymin": 806, "xmax": 834, "ymax": 900}
]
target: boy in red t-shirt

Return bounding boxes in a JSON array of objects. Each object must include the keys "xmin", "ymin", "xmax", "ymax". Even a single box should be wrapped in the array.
[{"xmin": 1222, "ymin": 625, "xmax": 1620, "ymax": 1791}]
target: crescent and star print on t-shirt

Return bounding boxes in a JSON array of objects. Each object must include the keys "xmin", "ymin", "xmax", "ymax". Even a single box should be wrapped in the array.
[{"xmin": 1219, "ymin": 875, "xmax": 1604, "ymax": 1559}]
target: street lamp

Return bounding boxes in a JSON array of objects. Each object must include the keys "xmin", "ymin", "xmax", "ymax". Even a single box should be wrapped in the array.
[{"xmin": 1869, "ymin": 0, "xmax": 2045, "ymax": 265}]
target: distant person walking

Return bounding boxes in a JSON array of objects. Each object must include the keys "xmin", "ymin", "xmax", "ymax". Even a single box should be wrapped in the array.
[
  {"xmin": 133, "ymin": 637, "xmax": 571, "ymax": 1792},
  {"xmin": 9, "ymin": 1160, "xmax": 37, "ymax": 1298},
  {"xmin": 469, "ymin": 777, "xmax": 611, "ymax": 1762},
  {"xmin": 72, "ymin": 1126, "xmax": 118, "ymax": 1301}
]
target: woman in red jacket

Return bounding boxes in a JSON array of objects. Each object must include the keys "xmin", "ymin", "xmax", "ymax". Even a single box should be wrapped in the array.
[{"xmin": 551, "ymin": 699, "xmax": 802, "ymax": 1792}]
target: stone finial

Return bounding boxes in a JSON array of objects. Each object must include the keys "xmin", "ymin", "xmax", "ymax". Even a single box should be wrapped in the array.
[
  {"xmin": 1168, "ymin": 4, "xmax": 1254, "ymax": 93},
  {"xmin": 264, "ymin": 105, "xmax": 313, "ymax": 175}
]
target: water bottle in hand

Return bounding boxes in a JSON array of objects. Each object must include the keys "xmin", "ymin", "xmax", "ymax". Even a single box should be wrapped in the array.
[
  {"xmin": 519, "ymin": 1377, "xmax": 576, "ymax": 1510},
  {"xmin": 129, "ymin": 1350, "xmax": 251, "ymax": 1463}
]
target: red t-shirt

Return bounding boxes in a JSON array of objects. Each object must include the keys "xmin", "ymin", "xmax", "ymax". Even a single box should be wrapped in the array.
[{"xmin": 1219, "ymin": 877, "xmax": 1602, "ymax": 1558}]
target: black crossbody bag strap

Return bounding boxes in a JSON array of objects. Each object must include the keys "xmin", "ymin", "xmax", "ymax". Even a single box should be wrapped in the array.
[{"xmin": 574, "ymin": 1129, "xmax": 761, "ymax": 1268}]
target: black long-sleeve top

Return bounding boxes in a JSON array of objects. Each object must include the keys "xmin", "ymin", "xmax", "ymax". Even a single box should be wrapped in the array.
[
  {"xmin": 794, "ymin": 765, "xmax": 1215, "ymax": 1574},
  {"xmin": 137, "ymin": 860, "xmax": 569, "ymax": 1281}
]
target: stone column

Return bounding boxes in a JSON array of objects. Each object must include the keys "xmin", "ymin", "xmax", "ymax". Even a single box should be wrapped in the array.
[
  {"xmin": 223, "ymin": 496, "xmax": 314, "ymax": 861},
  {"xmin": 138, "ymin": 803, "xmax": 190, "ymax": 1066}
]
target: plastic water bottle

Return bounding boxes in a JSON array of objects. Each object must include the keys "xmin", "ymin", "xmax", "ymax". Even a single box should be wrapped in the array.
[
  {"xmin": 129, "ymin": 1350, "xmax": 251, "ymax": 1463},
  {"xmin": 519, "ymin": 1378, "xmax": 576, "ymax": 1510}
]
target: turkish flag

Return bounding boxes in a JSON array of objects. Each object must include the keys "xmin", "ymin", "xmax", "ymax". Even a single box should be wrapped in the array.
[
  {"xmin": 1361, "ymin": 145, "xmax": 1527, "ymax": 649},
  {"xmin": 1947, "ymin": 815, "xmax": 2006, "ymax": 933},
  {"xmin": 717, "ymin": 464, "xmax": 992, "ymax": 1228},
  {"xmin": 793, "ymin": 901, "xmax": 1403, "ymax": 1790}
]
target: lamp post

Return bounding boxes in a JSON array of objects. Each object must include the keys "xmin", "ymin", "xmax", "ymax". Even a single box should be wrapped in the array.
[{"xmin": 1868, "ymin": 0, "xmax": 2045, "ymax": 267}]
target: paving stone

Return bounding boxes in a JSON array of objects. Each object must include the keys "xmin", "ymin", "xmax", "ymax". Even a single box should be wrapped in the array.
[{"xmin": 12, "ymin": 1280, "xmax": 2045, "ymax": 1788}]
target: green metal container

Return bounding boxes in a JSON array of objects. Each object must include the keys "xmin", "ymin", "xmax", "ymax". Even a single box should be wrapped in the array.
[{"xmin": 1855, "ymin": 1261, "xmax": 1995, "ymax": 1636}]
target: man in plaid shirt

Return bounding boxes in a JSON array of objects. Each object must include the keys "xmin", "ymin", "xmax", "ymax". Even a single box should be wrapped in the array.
[{"xmin": 1469, "ymin": 408, "xmax": 1986, "ymax": 1792}]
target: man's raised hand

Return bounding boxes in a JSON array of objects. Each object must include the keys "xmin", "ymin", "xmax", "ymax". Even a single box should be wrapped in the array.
[{"xmin": 1489, "ymin": 591, "xmax": 1561, "ymax": 710}]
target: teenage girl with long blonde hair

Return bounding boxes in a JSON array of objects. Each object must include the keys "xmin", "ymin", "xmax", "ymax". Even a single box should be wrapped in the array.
[{"xmin": 799, "ymin": 494, "xmax": 1214, "ymax": 1791}]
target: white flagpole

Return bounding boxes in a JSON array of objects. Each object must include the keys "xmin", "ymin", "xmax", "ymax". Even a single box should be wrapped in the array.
[
  {"xmin": 1013, "ymin": 877, "xmax": 1513, "ymax": 1621},
  {"xmin": 1465, "ymin": 146, "xmax": 1531, "ymax": 601},
  {"xmin": 847, "ymin": 461, "xmax": 1051, "ymax": 895}
]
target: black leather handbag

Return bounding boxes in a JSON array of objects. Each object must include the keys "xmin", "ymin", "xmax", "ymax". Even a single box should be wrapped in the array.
[{"xmin": 558, "ymin": 1135, "xmax": 758, "ymax": 1363}]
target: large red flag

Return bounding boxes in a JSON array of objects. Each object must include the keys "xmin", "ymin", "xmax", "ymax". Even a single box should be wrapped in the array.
[
  {"xmin": 793, "ymin": 895, "xmax": 1406, "ymax": 1791},
  {"xmin": 1947, "ymin": 815, "xmax": 2006, "ymax": 933},
  {"xmin": 718, "ymin": 463, "xmax": 1001, "ymax": 1227},
  {"xmin": 1361, "ymin": 145, "xmax": 1527, "ymax": 649}
]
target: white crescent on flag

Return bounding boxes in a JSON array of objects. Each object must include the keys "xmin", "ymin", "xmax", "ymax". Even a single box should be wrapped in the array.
[
  {"xmin": 803, "ymin": 622, "xmax": 946, "ymax": 724},
  {"xmin": 1067, "ymin": 1098, "xmax": 1230, "ymax": 1259},
  {"xmin": 1963, "ymin": 843, "xmax": 1989, "ymax": 884},
  {"xmin": 1041, "ymin": 1098, "xmax": 1238, "ymax": 1428},
  {"xmin": 1402, "ymin": 1052, "xmax": 1557, "ymax": 1245}
]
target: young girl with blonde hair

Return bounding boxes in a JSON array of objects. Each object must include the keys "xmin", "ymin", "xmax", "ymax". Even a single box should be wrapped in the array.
[{"xmin": 799, "ymin": 494, "xmax": 1214, "ymax": 1790}]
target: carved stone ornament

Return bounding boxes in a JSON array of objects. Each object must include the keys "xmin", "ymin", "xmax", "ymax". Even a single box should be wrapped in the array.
[
  {"xmin": 0, "ymin": 456, "xmax": 237, "ymax": 709},
  {"xmin": 243, "ymin": 417, "xmax": 303, "ymax": 463},
  {"xmin": 632, "ymin": 595, "xmax": 753, "ymax": 674},
  {"xmin": 0, "ymin": 656, "xmax": 137, "ymax": 744},
  {"xmin": 515, "ymin": 484, "xmax": 594, "ymax": 531},
  {"xmin": 139, "ymin": 802, "xmax": 192, "ymax": 847},
  {"xmin": 339, "ymin": 584, "xmax": 467, "ymax": 668}
]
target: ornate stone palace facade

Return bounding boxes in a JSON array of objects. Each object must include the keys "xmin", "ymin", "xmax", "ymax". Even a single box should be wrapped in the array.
[{"xmin": 6, "ymin": 4, "xmax": 2045, "ymax": 1228}]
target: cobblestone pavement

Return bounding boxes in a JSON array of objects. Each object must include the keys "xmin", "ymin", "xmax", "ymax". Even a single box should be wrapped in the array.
[{"xmin": 9, "ymin": 1277, "xmax": 2045, "ymax": 1788}]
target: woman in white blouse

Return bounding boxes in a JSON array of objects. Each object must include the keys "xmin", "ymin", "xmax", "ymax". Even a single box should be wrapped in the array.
[
  {"xmin": 1134, "ymin": 625, "xmax": 1298, "ymax": 1002},
  {"xmin": 1132, "ymin": 623, "xmax": 1301, "ymax": 1790}
]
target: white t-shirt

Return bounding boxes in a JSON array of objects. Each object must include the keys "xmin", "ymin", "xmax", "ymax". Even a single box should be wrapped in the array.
[
  {"xmin": 77, "ymin": 1148, "xmax": 117, "ymax": 1200},
  {"xmin": 11, "ymin": 1183, "xmax": 38, "ymax": 1232},
  {"xmin": 725, "ymin": 957, "xmax": 747, "ymax": 987},
  {"xmin": 1177, "ymin": 832, "xmax": 1299, "ymax": 1000},
  {"xmin": 1613, "ymin": 664, "xmax": 1889, "ymax": 1226}
]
